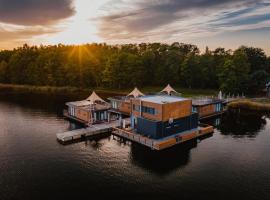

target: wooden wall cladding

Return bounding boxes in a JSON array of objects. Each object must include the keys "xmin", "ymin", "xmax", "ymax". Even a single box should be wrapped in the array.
[
  {"xmin": 198, "ymin": 104, "xmax": 215, "ymax": 117},
  {"xmin": 162, "ymin": 100, "xmax": 192, "ymax": 121},
  {"xmin": 119, "ymin": 101, "xmax": 131, "ymax": 114},
  {"xmin": 132, "ymin": 99, "xmax": 192, "ymax": 122},
  {"xmin": 131, "ymin": 99, "xmax": 163, "ymax": 121},
  {"xmin": 75, "ymin": 108, "xmax": 90, "ymax": 122}
]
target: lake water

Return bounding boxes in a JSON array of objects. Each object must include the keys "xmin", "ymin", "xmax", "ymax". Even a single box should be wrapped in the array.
[{"xmin": 0, "ymin": 93, "xmax": 270, "ymax": 199}]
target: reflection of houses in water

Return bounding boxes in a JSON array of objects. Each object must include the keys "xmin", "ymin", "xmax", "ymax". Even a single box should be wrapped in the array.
[
  {"xmin": 217, "ymin": 110, "xmax": 267, "ymax": 137},
  {"xmin": 201, "ymin": 117, "xmax": 222, "ymax": 127},
  {"xmin": 214, "ymin": 118, "xmax": 221, "ymax": 127},
  {"xmin": 129, "ymin": 133, "xmax": 213, "ymax": 174},
  {"xmin": 130, "ymin": 140, "xmax": 196, "ymax": 174}
]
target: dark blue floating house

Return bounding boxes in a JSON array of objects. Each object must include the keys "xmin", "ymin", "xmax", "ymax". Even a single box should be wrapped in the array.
[{"xmin": 113, "ymin": 94, "xmax": 214, "ymax": 150}]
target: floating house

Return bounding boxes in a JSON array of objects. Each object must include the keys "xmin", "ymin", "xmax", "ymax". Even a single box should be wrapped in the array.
[
  {"xmin": 65, "ymin": 91, "xmax": 111, "ymax": 125},
  {"xmin": 113, "ymin": 94, "xmax": 213, "ymax": 150},
  {"xmin": 131, "ymin": 95, "xmax": 197, "ymax": 138},
  {"xmin": 108, "ymin": 87, "xmax": 144, "ymax": 119},
  {"xmin": 192, "ymin": 98, "xmax": 225, "ymax": 119}
]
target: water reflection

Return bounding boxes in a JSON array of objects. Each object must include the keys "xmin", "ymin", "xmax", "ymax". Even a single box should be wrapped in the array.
[
  {"xmin": 204, "ymin": 109, "xmax": 267, "ymax": 138},
  {"xmin": 130, "ymin": 140, "xmax": 196, "ymax": 175}
]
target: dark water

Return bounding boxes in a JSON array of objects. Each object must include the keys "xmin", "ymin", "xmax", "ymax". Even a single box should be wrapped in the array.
[{"xmin": 0, "ymin": 93, "xmax": 270, "ymax": 200}]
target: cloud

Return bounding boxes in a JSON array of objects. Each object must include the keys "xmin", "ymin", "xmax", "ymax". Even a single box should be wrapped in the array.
[
  {"xmin": 96, "ymin": 0, "xmax": 270, "ymax": 42},
  {"xmin": 0, "ymin": 0, "xmax": 75, "ymax": 25},
  {"xmin": 0, "ymin": 23, "xmax": 60, "ymax": 49}
]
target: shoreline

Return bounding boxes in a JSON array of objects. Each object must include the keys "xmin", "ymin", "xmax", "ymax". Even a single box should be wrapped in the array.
[
  {"xmin": 228, "ymin": 98, "xmax": 270, "ymax": 112},
  {"xmin": 0, "ymin": 83, "xmax": 217, "ymax": 97}
]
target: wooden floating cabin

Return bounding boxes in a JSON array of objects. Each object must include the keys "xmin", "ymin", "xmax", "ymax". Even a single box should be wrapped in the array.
[
  {"xmin": 112, "ymin": 94, "xmax": 214, "ymax": 150},
  {"xmin": 192, "ymin": 98, "xmax": 225, "ymax": 120},
  {"xmin": 159, "ymin": 84, "xmax": 225, "ymax": 120},
  {"xmin": 64, "ymin": 85, "xmax": 228, "ymax": 127},
  {"xmin": 65, "ymin": 91, "xmax": 111, "ymax": 126}
]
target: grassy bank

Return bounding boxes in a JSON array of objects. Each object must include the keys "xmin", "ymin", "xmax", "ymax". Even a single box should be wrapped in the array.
[
  {"xmin": 0, "ymin": 83, "xmax": 218, "ymax": 97},
  {"xmin": 228, "ymin": 98, "xmax": 270, "ymax": 112}
]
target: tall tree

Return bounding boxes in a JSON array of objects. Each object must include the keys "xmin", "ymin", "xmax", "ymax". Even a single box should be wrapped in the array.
[{"xmin": 219, "ymin": 50, "xmax": 250, "ymax": 94}]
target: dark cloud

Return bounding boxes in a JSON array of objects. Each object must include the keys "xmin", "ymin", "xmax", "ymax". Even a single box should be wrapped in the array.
[
  {"xmin": 98, "ymin": 0, "xmax": 266, "ymax": 40},
  {"xmin": 0, "ymin": 0, "xmax": 75, "ymax": 25}
]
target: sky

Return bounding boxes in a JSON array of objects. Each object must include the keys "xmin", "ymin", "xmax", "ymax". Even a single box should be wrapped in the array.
[{"xmin": 0, "ymin": 0, "xmax": 270, "ymax": 54}]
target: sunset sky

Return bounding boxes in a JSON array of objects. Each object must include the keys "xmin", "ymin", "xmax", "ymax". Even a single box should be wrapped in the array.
[{"xmin": 0, "ymin": 0, "xmax": 270, "ymax": 54}]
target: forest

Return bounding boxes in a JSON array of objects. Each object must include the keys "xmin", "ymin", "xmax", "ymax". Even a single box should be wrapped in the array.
[{"xmin": 0, "ymin": 42, "xmax": 269, "ymax": 94}]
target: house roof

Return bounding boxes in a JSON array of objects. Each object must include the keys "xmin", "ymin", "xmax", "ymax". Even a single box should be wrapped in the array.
[
  {"xmin": 160, "ymin": 84, "xmax": 178, "ymax": 95},
  {"xmin": 192, "ymin": 98, "xmax": 224, "ymax": 106},
  {"xmin": 66, "ymin": 91, "xmax": 108, "ymax": 108},
  {"xmin": 127, "ymin": 87, "xmax": 144, "ymax": 98},
  {"xmin": 138, "ymin": 95, "xmax": 188, "ymax": 104},
  {"xmin": 66, "ymin": 100, "xmax": 92, "ymax": 107},
  {"xmin": 86, "ymin": 91, "xmax": 106, "ymax": 103}
]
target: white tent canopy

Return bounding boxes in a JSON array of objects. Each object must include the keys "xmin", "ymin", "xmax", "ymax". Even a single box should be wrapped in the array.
[
  {"xmin": 127, "ymin": 87, "xmax": 144, "ymax": 98},
  {"xmin": 160, "ymin": 84, "xmax": 177, "ymax": 95},
  {"xmin": 86, "ymin": 91, "xmax": 106, "ymax": 103},
  {"xmin": 218, "ymin": 91, "xmax": 223, "ymax": 99}
]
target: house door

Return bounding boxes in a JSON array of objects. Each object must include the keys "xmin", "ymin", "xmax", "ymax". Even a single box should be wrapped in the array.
[
  {"xmin": 215, "ymin": 103, "xmax": 221, "ymax": 112},
  {"xmin": 101, "ymin": 113, "xmax": 104, "ymax": 120}
]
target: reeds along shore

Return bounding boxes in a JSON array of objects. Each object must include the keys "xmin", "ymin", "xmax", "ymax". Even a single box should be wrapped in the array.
[
  {"xmin": 228, "ymin": 99, "xmax": 270, "ymax": 112},
  {"xmin": 0, "ymin": 83, "xmax": 217, "ymax": 97}
]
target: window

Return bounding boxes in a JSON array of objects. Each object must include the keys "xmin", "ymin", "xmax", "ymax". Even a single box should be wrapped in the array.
[
  {"xmin": 133, "ymin": 104, "xmax": 140, "ymax": 112},
  {"xmin": 133, "ymin": 104, "xmax": 156, "ymax": 115},
  {"xmin": 141, "ymin": 106, "xmax": 156, "ymax": 115},
  {"xmin": 215, "ymin": 103, "xmax": 222, "ymax": 112},
  {"xmin": 112, "ymin": 101, "xmax": 118, "ymax": 109}
]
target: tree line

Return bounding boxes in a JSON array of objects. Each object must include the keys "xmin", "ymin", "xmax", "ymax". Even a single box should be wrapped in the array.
[{"xmin": 0, "ymin": 43, "xmax": 269, "ymax": 94}]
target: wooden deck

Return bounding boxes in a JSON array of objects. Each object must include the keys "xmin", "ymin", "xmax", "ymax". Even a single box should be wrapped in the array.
[
  {"xmin": 199, "ymin": 111, "xmax": 225, "ymax": 120},
  {"xmin": 112, "ymin": 125, "xmax": 214, "ymax": 150},
  {"xmin": 57, "ymin": 118, "xmax": 130, "ymax": 143}
]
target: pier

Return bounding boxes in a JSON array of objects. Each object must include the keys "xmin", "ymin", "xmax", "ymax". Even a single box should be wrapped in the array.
[{"xmin": 56, "ymin": 119, "xmax": 130, "ymax": 143}]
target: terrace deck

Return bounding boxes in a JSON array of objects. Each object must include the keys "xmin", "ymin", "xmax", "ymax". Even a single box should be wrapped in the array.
[{"xmin": 112, "ymin": 124, "xmax": 214, "ymax": 150}]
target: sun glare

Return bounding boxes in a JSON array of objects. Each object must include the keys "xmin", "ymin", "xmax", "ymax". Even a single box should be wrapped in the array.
[{"xmin": 46, "ymin": 0, "xmax": 109, "ymax": 45}]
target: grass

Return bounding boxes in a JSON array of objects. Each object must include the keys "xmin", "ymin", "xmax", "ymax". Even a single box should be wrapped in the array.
[
  {"xmin": 228, "ymin": 98, "xmax": 270, "ymax": 112},
  {"xmin": 0, "ymin": 83, "xmax": 218, "ymax": 97}
]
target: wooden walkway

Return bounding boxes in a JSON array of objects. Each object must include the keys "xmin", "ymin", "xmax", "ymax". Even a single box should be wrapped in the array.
[
  {"xmin": 112, "ymin": 125, "xmax": 214, "ymax": 150},
  {"xmin": 57, "ymin": 119, "xmax": 130, "ymax": 143}
]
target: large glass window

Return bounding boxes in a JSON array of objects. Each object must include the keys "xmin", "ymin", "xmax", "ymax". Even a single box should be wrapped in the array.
[{"xmin": 141, "ymin": 106, "xmax": 156, "ymax": 115}]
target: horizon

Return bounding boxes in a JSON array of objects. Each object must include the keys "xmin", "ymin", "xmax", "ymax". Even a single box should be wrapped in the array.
[
  {"xmin": 0, "ymin": 0, "xmax": 270, "ymax": 55},
  {"xmin": 0, "ymin": 42, "xmax": 269, "ymax": 56}
]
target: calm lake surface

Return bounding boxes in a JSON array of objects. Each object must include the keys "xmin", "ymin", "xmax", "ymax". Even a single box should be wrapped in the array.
[{"xmin": 0, "ymin": 93, "xmax": 270, "ymax": 199}]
